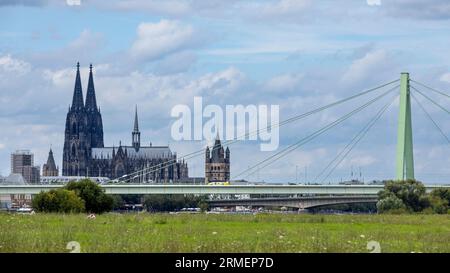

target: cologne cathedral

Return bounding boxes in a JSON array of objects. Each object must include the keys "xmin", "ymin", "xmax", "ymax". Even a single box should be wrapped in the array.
[{"xmin": 62, "ymin": 62, "xmax": 188, "ymax": 182}]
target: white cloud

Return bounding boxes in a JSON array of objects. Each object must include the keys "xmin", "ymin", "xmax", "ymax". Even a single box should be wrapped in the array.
[
  {"xmin": 382, "ymin": 0, "xmax": 450, "ymax": 20},
  {"xmin": 154, "ymin": 50, "xmax": 196, "ymax": 75},
  {"xmin": 67, "ymin": 29, "xmax": 104, "ymax": 51},
  {"xmin": 344, "ymin": 155, "xmax": 377, "ymax": 168},
  {"xmin": 27, "ymin": 29, "xmax": 105, "ymax": 67},
  {"xmin": 130, "ymin": 20, "xmax": 196, "ymax": 61},
  {"xmin": 0, "ymin": 54, "xmax": 31, "ymax": 75},
  {"xmin": 367, "ymin": 0, "xmax": 381, "ymax": 6},
  {"xmin": 265, "ymin": 73, "xmax": 304, "ymax": 93},
  {"xmin": 96, "ymin": 0, "xmax": 191, "ymax": 16},
  {"xmin": 440, "ymin": 73, "xmax": 450, "ymax": 83},
  {"xmin": 43, "ymin": 63, "xmax": 110, "ymax": 88},
  {"xmin": 341, "ymin": 49, "xmax": 389, "ymax": 85},
  {"xmin": 255, "ymin": 0, "xmax": 311, "ymax": 18},
  {"xmin": 186, "ymin": 67, "xmax": 246, "ymax": 98}
]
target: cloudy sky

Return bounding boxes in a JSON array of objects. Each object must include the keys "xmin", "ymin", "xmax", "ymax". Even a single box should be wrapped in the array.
[{"xmin": 1, "ymin": 0, "xmax": 450, "ymax": 184}]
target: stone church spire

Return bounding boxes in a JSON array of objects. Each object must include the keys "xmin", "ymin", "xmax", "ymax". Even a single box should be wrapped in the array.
[
  {"xmin": 132, "ymin": 105, "xmax": 141, "ymax": 151},
  {"xmin": 47, "ymin": 148, "xmax": 56, "ymax": 166},
  {"xmin": 134, "ymin": 105, "xmax": 139, "ymax": 132},
  {"xmin": 71, "ymin": 62, "xmax": 84, "ymax": 110},
  {"xmin": 85, "ymin": 63, "xmax": 98, "ymax": 111},
  {"xmin": 43, "ymin": 147, "xmax": 59, "ymax": 176}
]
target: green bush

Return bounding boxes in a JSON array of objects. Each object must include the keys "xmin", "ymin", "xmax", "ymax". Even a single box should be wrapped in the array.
[
  {"xmin": 32, "ymin": 189, "xmax": 85, "ymax": 213},
  {"xmin": 32, "ymin": 179, "xmax": 113, "ymax": 214},
  {"xmin": 377, "ymin": 180, "xmax": 450, "ymax": 214},
  {"xmin": 376, "ymin": 193, "xmax": 406, "ymax": 213},
  {"xmin": 380, "ymin": 180, "xmax": 429, "ymax": 212},
  {"xmin": 143, "ymin": 194, "xmax": 208, "ymax": 212},
  {"xmin": 430, "ymin": 195, "xmax": 448, "ymax": 214},
  {"xmin": 430, "ymin": 188, "xmax": 450, "ymax": 214},
  {"xmin": 65, "ymin": 179, "xmax": 113, "ymax": 213},
  {"xmin": 111, "ymin": 195, "xmax": 124, "ymax": 210}
]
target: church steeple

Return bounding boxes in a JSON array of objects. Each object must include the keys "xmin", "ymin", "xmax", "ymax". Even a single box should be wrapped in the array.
[
  {"xmin": 212, "ymin": 132, "xmax": 222, "ymax": 160},
  {"xmin": 205, "ymin": 131, "xmax": 230, "ymax": 183},
  {"xmin": 43, "ymin": 147, "xmax": 59, "ymax": 176},
  {"xmin": 213, "ymin": 131, "xmax": 221, "ymax": 149},
  {"xmin": 85, "ymin": 63, "xmax": 98, "ymax": 111},
  {"xmin": 134, "ymin": 105, "xmax": 139, "ymax": 132},
  {"xmin": 47, "ymin": 148, "xmax": 56, "ymax": 166},
  {"xmin": 132, "ymin": 105, "xmax": 141, "ymax": 151},
  {"xmin": 71, "ymin": 62, "xmax": 84, "ymax": 110}
]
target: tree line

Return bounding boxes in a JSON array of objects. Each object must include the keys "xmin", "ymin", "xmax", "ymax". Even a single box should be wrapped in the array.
[
  {"xmin": 377, "ymin": 179, "xmax": 450, "ymax": 214},
  {"xmin": 32, "ymin": 179, "xmax": 209, "ymax": 213},
  {"xmin": 112, "ymin": 194, "xmax": 209, "ymax": 212},
  {"xmin": 32, "ymin": 179, "xmax": 113, "ymax": 213},
  {"xmin": 32, "ymin": 178, "xmax": 449, "ymax": 214}
]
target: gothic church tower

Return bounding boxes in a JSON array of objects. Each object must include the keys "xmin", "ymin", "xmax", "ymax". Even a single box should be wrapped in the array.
[
  {"xmin": 86, "ymin": 63, "xmax": 104, "ymax": 149},
  {"xmin": 62, "ymin": 62, "xmax": 103, "ymax": 176},
  {"xmin": 205, "ymin": 133, "xmax": 230, "ymax": 183}
]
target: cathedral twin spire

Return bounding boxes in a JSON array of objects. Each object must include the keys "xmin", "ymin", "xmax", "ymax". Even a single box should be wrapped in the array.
[
  {"xmin": 71, "ymin": 62, "xmax": 98, "ymax": 111},
  {"xmin": 70, "ymin": 61, "xmax": 142, "ymax": 151},
  {"xmin": 63, "ymin": 62, "xmax": 104, "ymax": 176},
  {"xmin": 71, "ymin": 62, "xmax": 84, "ymax": 110},
  {"xmin": 86, "ymin": 64, "xmax": 98, "ymax": 111}
]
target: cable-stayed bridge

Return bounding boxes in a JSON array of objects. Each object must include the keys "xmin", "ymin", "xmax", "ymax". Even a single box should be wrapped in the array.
[
  {"xmin": 1, "ymin": 184, "xmax": 448, "ymax": 209},
  {"xmin": 0, "ymin": 184, "xmax": 448, "ymax": 195},
  {"xmin": 112, "ymin": 72, "xmax": 450, "ymax": 185},
  {"xmin": 2, "ymin": 73, "xmax": 450, "ymax": 207}
]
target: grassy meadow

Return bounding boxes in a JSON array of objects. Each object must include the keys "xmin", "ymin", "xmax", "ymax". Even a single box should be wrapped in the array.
[{"xmin": 0, "ymin": 213, "xmax": 449, "ymax": 253}]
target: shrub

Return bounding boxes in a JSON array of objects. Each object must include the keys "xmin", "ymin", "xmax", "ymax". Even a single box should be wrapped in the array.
[
  {"xmin": 32, "ymin": 189, "xmax": 85, "ymax": 213},
  {"xmin": 65, "ymin": 179, "xmax": 113, "ymax": 213},
  {"xmin": 377, "ymin": 180, "xmax": 450, "ymax": 214},
  {"xmin": 143, "ymin": 194, "xmax": 208, "ymax": 212},
  {"xmin": 430, "ymin": 195, "xmax": 448, "ymax": 214},
  {"xmin": 430, "ymin": 188, "xmax": 450, "ymax": 214},
  {"xmin": 376, "ymin": 193, "xmax": 407, "ymax": 213}
]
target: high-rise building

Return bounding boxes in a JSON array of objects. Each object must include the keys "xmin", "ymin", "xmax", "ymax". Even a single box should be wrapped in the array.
[
  {"xmin": 205, "ymin": 134, "xmax": 230, "ymax": 183},
  {"xmin": 11, "ymin": 150, "xmax": 32, "ymax": 174},
  {"xmin": 42, "ymin": 148, "xmax": 59, "ymax": 176},
  {"xmin": 10, "ymin": 150, "xmax": 40, "ymax": 184}
]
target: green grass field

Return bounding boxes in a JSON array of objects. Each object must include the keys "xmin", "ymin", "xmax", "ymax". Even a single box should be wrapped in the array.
[{"xmin": 0, "ymin": 213, "xmax": 449, "ymax": 253}]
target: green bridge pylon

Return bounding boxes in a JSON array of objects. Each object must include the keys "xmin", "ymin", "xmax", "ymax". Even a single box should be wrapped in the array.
[{"xmin": 396, "ymin": 72, "xmax": 415, "ymax": 180}]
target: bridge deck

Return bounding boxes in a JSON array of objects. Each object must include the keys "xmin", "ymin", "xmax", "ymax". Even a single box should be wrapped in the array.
[
  {"xmin": 0, "ymin": 184, "xmax": 447, "ymax": 195},
  {"xmin": 208, "ymin": 195, "xmax": 379, "ymax": 209}
]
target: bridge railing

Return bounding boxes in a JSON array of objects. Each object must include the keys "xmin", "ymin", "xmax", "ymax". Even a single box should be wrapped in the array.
[{"xmin": 0, "ymin": 184, "xmax": 447, "ymax": 195}]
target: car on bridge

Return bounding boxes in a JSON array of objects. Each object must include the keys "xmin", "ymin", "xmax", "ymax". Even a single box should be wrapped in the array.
[{"xmin": 207, "ymin": 181, "xmax": 230, "ymax": 186}]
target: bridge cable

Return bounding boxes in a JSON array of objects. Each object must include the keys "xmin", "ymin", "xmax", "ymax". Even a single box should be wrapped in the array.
[
  {"xmin": 234, "ymin": 88, "xmax": 395, "ymax": 181},
  {"xmin": 411, "ymin": 80, "xmax": 450, "ymax": 100},
  {"xmin": 232, "ymin": 85, "xmax": 399, "ymax": 181},
  {"xmin": 317, "ymin": 95, "xmax": 397, "ymax": 184},
  {"xmin": 411, "ymin": 91, "xmax": 450, "ymax": 145},
  {"xmin": 122, "ymin": 79, "xmax": 399, "ymax": 182},
  {"xmin": 411, "ymin": 86, "xmax": 450, "ymax": 116},
  {"xmin": 120, "ymin": 79, "xmax": 400, "ymax": 182}
]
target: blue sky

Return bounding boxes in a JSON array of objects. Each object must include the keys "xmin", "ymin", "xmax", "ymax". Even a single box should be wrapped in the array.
[{"xmin": 1, "ymin": 0, "xmax": 450, "ymax": 183}]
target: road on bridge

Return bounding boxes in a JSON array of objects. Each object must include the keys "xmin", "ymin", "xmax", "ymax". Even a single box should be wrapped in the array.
[{"xmin": 0, "ymin": 184, "xmax": 447, "ymax": 195}]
